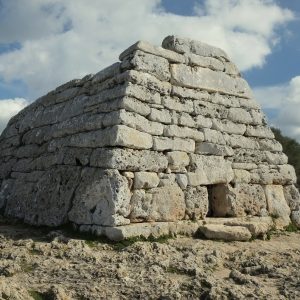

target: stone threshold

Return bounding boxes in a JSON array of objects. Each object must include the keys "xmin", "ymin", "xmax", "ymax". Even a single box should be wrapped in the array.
[{"xmin": 78, "ymin": 216, "xmax": 274, "ymax": 241}]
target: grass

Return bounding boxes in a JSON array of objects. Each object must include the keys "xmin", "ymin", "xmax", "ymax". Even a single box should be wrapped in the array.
[
  {"xmin": 28, "ymin": 290, "xmax": 45, "ymax": 300},
  {"xmin": 285, "ymin": 223, "xmax": 298, "ymax": 233},
  {"xmin": 20, "ymin": 261, "xmax": 37, "ymax": 273}
]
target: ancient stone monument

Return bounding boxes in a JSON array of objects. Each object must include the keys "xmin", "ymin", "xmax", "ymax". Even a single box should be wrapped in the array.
[{"xmin": 0, "ymin": 36, "xmax": 299, "ymax": 241}]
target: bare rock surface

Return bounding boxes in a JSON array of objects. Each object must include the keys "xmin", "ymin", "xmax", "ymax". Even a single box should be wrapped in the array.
[{"xmin": 0, "ymin": 222, "xmax": 299, "ymax": 299}]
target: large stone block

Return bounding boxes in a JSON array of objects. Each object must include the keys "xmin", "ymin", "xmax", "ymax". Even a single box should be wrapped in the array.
[
  {"xmin": 210, "ymin": 184, "xmax": 267, "ymax": 217},
  {"xmin": 163, "ymin": 125, "xmax": 204, "ymax": 141},
  {"xmin": 187, "ymin": 154, "xmax": 233, "ymax": 185},
  {"xmin": 134, "ymin": 172, "xmax": 159, "ymax": 189},
  {"xmin": 68, "ymin": 168, "xmax": 131, "ymax": 226},
  {"xmin": 162, "ymin": 96, "xmax": 194, "ymax": 113},
  {"xmin": 162, "ymin": 35, "xmax": 229, "ymax": 60},
  {"xmin": 130, "ymin": 185, "xmax": 185, "ymax": 222},
  {"xmin": 211, "ymin": 118, "xmax": 246, "ymax": 135},
  {"xmin": 153, "ymin": 136, "xmax": 195, "ymax": 152},
  {"xmin": 90, "ymin": 148, "xmax": 168, "ymax": 172},
  {"xmin": 195, "ymin": 142, "xmax": 234, "ymax": 156},
  {"xmin": 283, "ymin": 185, "xmax": 300, "ymax": 211},
  {"xmin": 170, "ymin": 64, "xmax": 252, "ymax": 98},
  {"xmin": 119, "ymin": 40, "xmax": 185, "ymax": 63},
  {"xmin": 185, "ymin": 186, "xmax": 208, "ymax": 220},
  {"xmin": 264, "ymin": 185, "xmax": 291, "ymax": 228},
  {"xmin": 121, "ymin": 50, "xmax": 171, "ymax": 81},
  {"xmin": 167, "ymin": 151, "xmax": 190, "ymax": 172}
]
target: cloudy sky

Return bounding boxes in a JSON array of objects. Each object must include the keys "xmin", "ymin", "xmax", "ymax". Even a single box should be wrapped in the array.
[{"xmin": 0, "ymin": 0, "xmax": 299, "ymax": 141}]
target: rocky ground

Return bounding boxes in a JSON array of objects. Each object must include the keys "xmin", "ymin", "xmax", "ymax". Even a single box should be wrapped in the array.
[{"xmin": 0, "ymin": 220, "xmax": 299, "ymax": 300}]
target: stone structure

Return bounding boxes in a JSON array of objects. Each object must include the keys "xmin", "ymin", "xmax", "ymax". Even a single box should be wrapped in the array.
[{"xmin": 0, "ymin": 36, "xmax": 299, "ymax": 241}]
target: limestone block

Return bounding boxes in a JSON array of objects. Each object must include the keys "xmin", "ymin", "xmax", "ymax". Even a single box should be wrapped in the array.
[
  {"xmin": 291, "ymin": 210, "xmax": 300, "ymax": 228},
  {"xmin": 233, "ymin": 149, "xmax": 269, "ymax": 164},
  {"xmin": 224, "ymin": 61, "xmax": 240, "ymax": 76},
  {"xmin": 283, "ymin": 185, "xmax": 300, "ymax": 211},
  {"xmin": 162, "ymin": 96, "xmax": 194, "ymax": 113},
  {"xmin": 69, "ymin": 125, "xmax": 153, "ymax": 150},
  {"xmin": 232, "ymin": 169, "xmax": 251, "ymax": 183},
  {"xmin": 210, "ymin": 93, "xmax": 240, "ymax": 107},
  {"xmin": 225, "ymin": 134, "xmax": 258, "ymax": 150},
  {"xmin": 212, "ymin": 118, "xmax": 246, "ymax": 135},
  {"xmin": 158, "ymin": 173, "xmax": 176, "ymax": 187},
  {"xmin": 170, "ymin": 110, "xmax": 179, "ymax": 125},
  {"xmin": 122, "ymin": 97, "xmax": 151, "ymax": 116},
  {"xmin": 170, "ymin": 64, "xmax": 252, "ymax": 98},
  {"xmin": 68, "ymin": 168, "xmax": 131, "ymax": 226},
  {"xmin": 264, "ymin": 185, "xmax": 291, "ymax": 228},
  {"xmin": 164, "ymin": 125, "xmax": 204, "ymax": 141},
  {"xmin": 134, "ymin": 172, "xmax": 159, "ymax": 189},
  {"xmin": 162, "ymin": 35, "xmax": 229, "ymax": 60},
  {"xmin": 148, "ymin": 108, "xmax": 172, "ymax": 124},
  {"xmin": 245, "ymin": 125, "xmax": 275, "ymax": 139},
  {"xmin": 201, "ymin": 128, "xmax": 226, "ymax": 145},
  {"xmin": 195, "ymin": 142, "xmax": 234, "ymax": 156},
  {"xmin": 125, "ymin": 82, "xmax": 161, "ymax": 104},
  {"xmin": 227, "ymin": 107, "xmax": 252, "ymax": 124},
  {"xmin": 90, "ymin": 148, "xmax": 168, "ymax": 172},
  {"xmin": 175, "ymin": 174, "xmax": 188, "ymax": 189},
  {"xmin": 167, "ymin": 151, "xmax": 190, "ymax": 172},
  {"xmin": 210, "ymin": 184, "xmax": 267, "ymax": 217},
  {"xmin": 0, "ymin": 179, "xmax": 14, "ymax": 210},
  {"xmin": 119, "ymin": 40, "xmax": 185, "ymax": 63},
  {"xmin": 0, "ymin": 135, "xmax": 20, "ymax": 150},
  {"xmin": 153, "ymin": 136, "xmax": 195, "ymax": 152},
  {"xmin": 188, "ymin": 154, "xmax": 233, "ymax": 185},
  {"xmin": 103, "ymin": 109, "xmax": 164, "ymax": 135},
  {"xmin": 92, "ymin": 62, "xmax": 120, "ymax": 84},
  {"xmin": 119, "ymin": 70, "xmax": 171, "ymax": 95},
  {"xmin": 258, "ymin": 139, "xmax": 283, "ymax": 152},
  {"xmin": 178, "ymin": 112, "xmax": 196, "ymax": 128},
  {"xmin": 130, "ymin": 185, "xmax": 185, "ymax": 222},
  {"xmin": 194, "ymin": 100, "xmax": 229, "ymax": 119},
  {"xmin": 249, "ymin": 109, "xmax": 265, "ymax": 125},
  {"xmin": 195, "ymin": 115, "xmax": 212, "ymax": 129},
  {"xmin": 239, "ymin": 98, "xmax": 261, "ymax": 109},
  {"xmin": 4, "ymin": 166, "xmax": 81, "ymax": 226},
  {"xmin": 0, "ymin": 158, "xmax": 17, "ymax": 179},
  {"xmin": 62, "ymin": 148, "xmax": 92, "ymax": 166},
  {"xmin": 171, "ymin": 85, "xmax": 210, "ymax": 101},
  {"xmin": 265, "ymin": 151, "xmax": 288, "ymax": 165},
  {"xmin": 185, "ymin": 186, "xmax": 208, "ymax": 220},
  {"xmin": 232, "ymin": 163, "xmax": 258, "ymax": 170},
  {"xmin": 185, "ymin": 52, "xmax": 224, "ymax": 71},
  {"xmin": 199, "ymin": 224, "xmax": 252, "ymax": 241},
  {"xmin": 122, "ymin": 50, "xmax": 171, "ymax": 81}
]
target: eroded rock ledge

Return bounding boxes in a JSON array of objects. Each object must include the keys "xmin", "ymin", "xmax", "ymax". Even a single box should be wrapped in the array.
[{"xmin": 0, "ymin": 35, "xmax": 299, "ymax": 240}]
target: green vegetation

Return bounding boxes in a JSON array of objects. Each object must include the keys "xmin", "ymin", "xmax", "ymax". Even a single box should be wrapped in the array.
[
  {"xmin": 285, "ymin": 223, "xmax": 298, "ymax": 233},
  {"xmin": 272, "ymin": 127, "xmax": 300, "ymax": 188},
  {"xmin": 28, "ymin": 290, "xmax": 45, "ymax": 300}
]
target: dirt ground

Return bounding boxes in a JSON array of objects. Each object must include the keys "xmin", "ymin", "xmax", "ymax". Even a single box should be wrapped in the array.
[{"xmin": 0, "ymin": 220, "xmax": 299, "ymax": 300}]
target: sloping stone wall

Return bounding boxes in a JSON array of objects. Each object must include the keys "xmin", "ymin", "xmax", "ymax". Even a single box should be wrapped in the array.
[{"xmin": 0, "ymin": 35, "xmax": 299, "ymax": 237}]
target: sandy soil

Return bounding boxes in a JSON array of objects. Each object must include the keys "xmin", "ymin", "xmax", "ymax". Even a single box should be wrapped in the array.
[{"xmin": 0, "ymin": 220, "xmax": 299, "ymax": 300}]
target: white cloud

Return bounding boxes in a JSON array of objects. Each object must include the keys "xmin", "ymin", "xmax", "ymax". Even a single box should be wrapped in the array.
[
  {"xmin": 0, "ymin": 98, "xmax": 29, "ymax": 133},
  {"xmin": 0, "ymin": 0, "xmax": 294, "ymax": 99},
  {"xmin": 254, "ymin": 76, "xmax": 300, "ymax": 142}
]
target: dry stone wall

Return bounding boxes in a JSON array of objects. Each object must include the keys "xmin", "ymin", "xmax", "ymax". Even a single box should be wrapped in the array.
[{"xmin": 0, "ymin": 35, "xmax": 299, "ymax": 238}]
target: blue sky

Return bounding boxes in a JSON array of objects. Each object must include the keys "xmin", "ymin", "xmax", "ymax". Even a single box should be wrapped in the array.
[{"xmin": 0, "ymin": 0, "xmax": 299, "ymax": 141}]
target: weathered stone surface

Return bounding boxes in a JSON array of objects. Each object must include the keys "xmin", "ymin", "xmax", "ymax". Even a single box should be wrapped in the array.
[
  {"xmin": 119, "ymin": 40, "xmax": 185, "ymax": 63},
  {"xmin": 187, "ymin": 155, "xmax": 233, "ymax": 185},
  {"xmin": 164, "ymin": 125, "xmax": 204, "ymax": 141},
  {"xmin": 0, "ymin": 35, "xmax": 294, "ymax": 240},
  {"xmin": 122, "ymin": 50, "xmax": 171, "ymax": 81},
  {"xmin": 185, "ymin": 186, "xmax": 208, "ymax": 220},
  {"xmin": 212, "ymin": 118, "xmax": 246, "ymax": 135},
  {"xmin": 199, "ymin": 224, "xmax": 252, "ymax": 241},
  {"xmin": 210, "ymin": 184, "xmax": 267, "ymax": 217},
  {"xmin": 283, "ymin": 185, "xmax": 300, "ymax": 211},
  {"xmin": 130, "ymin": 185, "xmax": 185, "ymax": 222},
  {"xmin": 90, "ymin": 148, "xmax": 168, "ymax": 172},
  {"xmin": 153, "ymin": 136, "xmax": 195, "ymax": 152},
  {"xmin": 167, "ymin": 151, "xmax": 190, "ymax": 172},
  {"xmin": 162, "ymin": 35, "xmax": 229, "ymax": 60},
  {"xmin": 170, "ymin": 64, "xmax": 252, "ymax": 98},
  {"xmin": 291, "ymin": 210, "xmax": 300, "ymax": 228},
  {"xmin": 68, "ymin": 168, "xmax": 131, "ymax": 226},
  {"xmin": 134, "ymin": 172, "xmax": 159, "ymax": 189},
  {"xmin": 195, "ymin": 142, "xmax": 234, "ymax": 156},
  {"xmin": 264, "ymin": 185, "xmax": 291, "ymax": 228}
]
